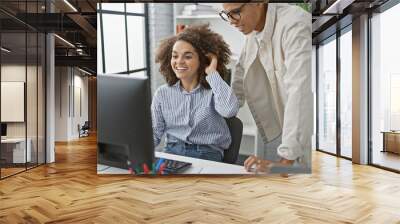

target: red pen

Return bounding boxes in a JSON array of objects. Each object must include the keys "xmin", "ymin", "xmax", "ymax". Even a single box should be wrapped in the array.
[
  {"xmin": 158, "ymin": 163, "xmax": 166, "ymax": 174},
  {"xmin": 143, "ymin": 163, "xmax": 149, "ymax": 174}
]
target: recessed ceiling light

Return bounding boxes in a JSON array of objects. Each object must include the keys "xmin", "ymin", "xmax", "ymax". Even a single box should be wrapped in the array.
[
  {"xmin": 63, "ymin": 0, "xmax": 78, "ymax": 12},
  {"xmin": 1, "ymin": 47, "xmax": 11, "ymax": 53},
  {"xmin": 78, "ymin": 67, "xmax": 93, "ymax": 76},
  {"xmin": 323, "ymin": 0, "xmax": 354, "ymax": 14},
  {"xmin": 54, "ymin": 34, "xmax": 75, "ymax": 48}
]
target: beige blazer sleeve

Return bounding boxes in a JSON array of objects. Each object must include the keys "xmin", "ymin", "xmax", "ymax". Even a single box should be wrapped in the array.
[{"xmin": 277, "ymin": 19, "xmax": 313, "ymax": 161}]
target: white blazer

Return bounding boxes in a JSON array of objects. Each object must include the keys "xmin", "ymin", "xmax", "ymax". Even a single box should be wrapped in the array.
[{"xmin": 232, "ymin": 4, "xmax": 313, "ymax": 161}]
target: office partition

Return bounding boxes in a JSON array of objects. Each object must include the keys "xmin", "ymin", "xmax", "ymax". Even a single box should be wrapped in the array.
[{"xmin": 0, "ymin": 1, "xmax": 47, "ymax": 179}]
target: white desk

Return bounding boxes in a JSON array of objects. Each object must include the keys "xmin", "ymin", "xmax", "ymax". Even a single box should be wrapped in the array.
[
  {"xmin": 98, "ymin": 151, "xmax": 252, "ymax": 175},
  {"xmin": 1, "ymin": 138, "xmax": 31, "ymax": 163}
]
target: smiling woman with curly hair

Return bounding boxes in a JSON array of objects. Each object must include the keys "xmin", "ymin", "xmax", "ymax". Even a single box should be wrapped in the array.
[
  {"xmin": 151, "ymin": 24, "xmax": 239, "ymax": 162},
  {"xmin": 156, "ymin": 24, "xmax": 231, "ymax": 89}
]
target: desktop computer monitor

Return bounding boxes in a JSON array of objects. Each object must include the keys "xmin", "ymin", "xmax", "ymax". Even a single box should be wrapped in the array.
[
  {"xmin": 97, "ymin": 74, "xmax": 154, "ymax": 170},
  {"xmin": 1, "ymin": 123, "xmax": 7, "ymax": 138}
]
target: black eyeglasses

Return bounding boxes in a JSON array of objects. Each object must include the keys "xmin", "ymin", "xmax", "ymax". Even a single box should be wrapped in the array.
[{"xmin": 219, "ymin": 3, "xmax": 247, "ymax": 22}]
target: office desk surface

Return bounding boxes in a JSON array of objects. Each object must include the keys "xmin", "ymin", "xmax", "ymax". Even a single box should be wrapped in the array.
[
  {"xmin": 98, "ymin": 151, "xmax": 252, "ymax": 174},
  {"xmin": 1, "ymin": 138, "xmax": 26, "ymax": 143},
  {"xmin": 1, "ymin": 138, "xmax": 32, "ymax": 163}
]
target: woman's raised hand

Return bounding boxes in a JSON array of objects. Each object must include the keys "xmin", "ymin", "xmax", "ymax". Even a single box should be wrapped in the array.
[{"xmin": 205, "ymin": 53, "xmax": 218, "ymax": 75}]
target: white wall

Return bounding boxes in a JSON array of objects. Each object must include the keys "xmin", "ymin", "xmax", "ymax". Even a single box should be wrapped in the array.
[
  {"xmin": 71, "ymin": 70, "xmax": 89, "ymax": 138},
  {"xmin": 55, "ymin": 66, "xmax": 69, "ymax": 141},
  {"xmin": 55, "ymin": 67, "xmax": 89, "ymax": 141},
  {"xmin": 1, "ymin": 65, "xmax": 37, "ymax": 137},
  {"xmin": 1, "ymin": 65, "xmax": 26, "ymax": 140},
  {"xmin": 1, "ymin": 63, "xmax": 46, "ymax": 163},
  {"xmin": 148, "ymin": 3, "xmax": 174, "ymax": 94}
]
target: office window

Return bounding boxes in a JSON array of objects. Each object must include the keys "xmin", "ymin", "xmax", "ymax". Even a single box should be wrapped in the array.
[
  {"xmin": 339, "ymin": 28, "xmax": 352, "ymax": 158},
  {"xmin": 98, "ymin": 3, "xmax": 148, "ymax": 76},
  {"xmin": 102, "ymin": 14, "xmax": 127, "ymax": 74},
  {"xmin": 371, "ymin": 3, "xmax": 400, "ymax": 171},
  {"xmin": 317, "ymin": 36, "xmax": 337, "ymax": 154},
  {"xmin": 126, "ymin": 4, "xmax": 144, "ymax": 13},
  {"xmin": 101, "ymin": 3, "xmax": 125, "ymax": 12},
  {"xmin": 127, "ymin": 16, "xmax": 146, "ymax": 71}
]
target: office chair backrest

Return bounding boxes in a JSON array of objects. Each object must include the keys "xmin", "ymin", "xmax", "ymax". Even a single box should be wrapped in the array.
[
  {"xmin": 82, "ymin": 121, "xmax": 90, "ymax": 130},
  {"xmin": 223, "ymin": 117, "xmax": 243, "ymax": 164}
]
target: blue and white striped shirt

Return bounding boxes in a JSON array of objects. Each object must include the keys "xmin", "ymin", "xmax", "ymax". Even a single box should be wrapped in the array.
[{"xmin": 151, "ymin": 71, "xmax": 240, "ymax": 152}]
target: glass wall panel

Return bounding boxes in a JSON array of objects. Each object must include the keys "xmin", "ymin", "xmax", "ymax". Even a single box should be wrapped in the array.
[
  {"xmin": 27, "ymin": 31, "xmax": 38, "ymax": 169},
  {"xmin": 38, "ymin": 33, "xmax": 45, "ymax": 165},
  {"xmin": 0, "ymin": 0, "xmax": 46, "ymax": 178},
  {"xmin": 339, "ymin": 29, "xmax": 352, "ymax": 158},
  {"xmin": 371, "ymin": 3, "xmax": 400, "ymax": 171},
  {"xmin": 317, "ymin": 36, "xmax": 337, "ymax": 154},
  {"xmin": 1, "ymin": 31, "xmax": 27, "ymax": 177}
]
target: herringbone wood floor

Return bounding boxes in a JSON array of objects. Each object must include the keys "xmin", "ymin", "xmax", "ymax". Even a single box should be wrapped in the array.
[{"xmin": 1, "ymin": 135, "xmax": 400, "ymax": 224}]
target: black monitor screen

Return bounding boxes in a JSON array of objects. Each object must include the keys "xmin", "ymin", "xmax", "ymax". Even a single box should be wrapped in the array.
[{"xmin": 97, "ymin": 74, "xmax": 154, "ymax": 170}]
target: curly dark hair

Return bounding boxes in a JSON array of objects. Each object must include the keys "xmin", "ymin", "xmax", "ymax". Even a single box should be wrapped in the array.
[{"xmin": 155, "ymin": 24, "xmax": 231, "ymax": 89}]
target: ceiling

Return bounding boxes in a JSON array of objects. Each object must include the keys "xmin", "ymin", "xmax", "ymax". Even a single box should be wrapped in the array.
[
  {"xmin": 1, "ymin": 0, "xmax": 395, "ymax": 73},
  {"xmin": 0, "ymin": 0, "xmax": 99, "ymax": 74}
]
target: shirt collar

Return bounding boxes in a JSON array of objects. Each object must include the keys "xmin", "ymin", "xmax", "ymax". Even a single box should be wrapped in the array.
[
  {"xmin": 253, "ymin": 4, "xmax": 276, "ymax": 44},
  {"xmin": 173, "ymin": 80, "xmax": 202, "ymax": 94}
]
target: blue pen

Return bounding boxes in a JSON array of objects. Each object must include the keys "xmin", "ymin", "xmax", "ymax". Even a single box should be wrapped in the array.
[{"xmin": 155, "ymin": 158, "xmax": 164, "ymax": 172}]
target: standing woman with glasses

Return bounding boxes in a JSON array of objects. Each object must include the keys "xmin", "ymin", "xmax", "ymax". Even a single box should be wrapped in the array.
[{"xmin": 219, "ymin": 3, "xmax": 313, "ymax": 175}]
